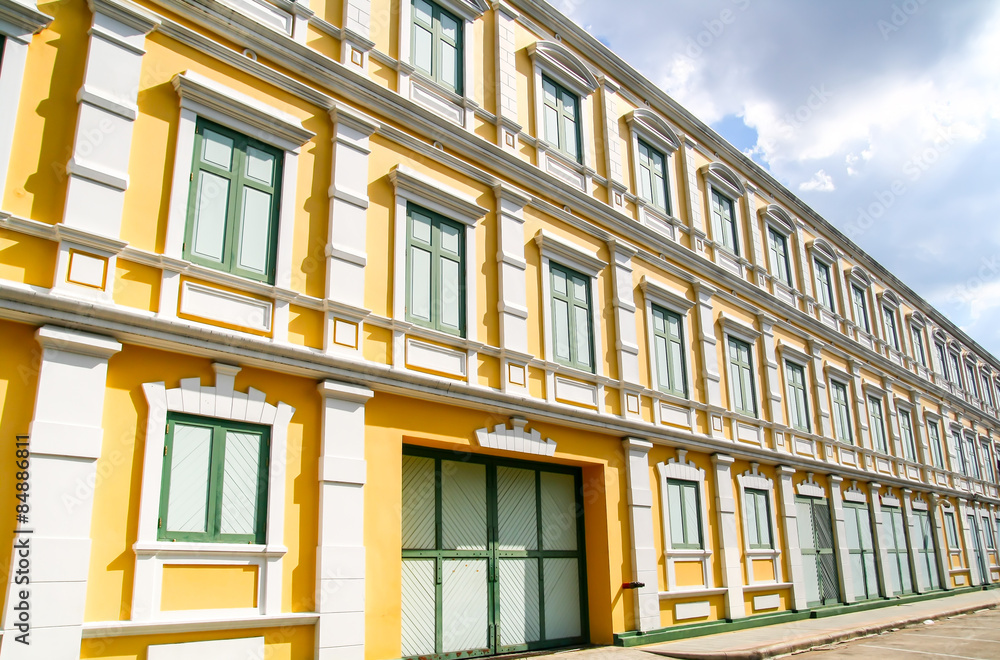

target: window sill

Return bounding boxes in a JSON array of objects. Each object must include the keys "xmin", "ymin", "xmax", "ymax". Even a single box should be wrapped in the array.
[
  {"xmin": 743, "ymin": 581, "xmax": 793, "ymax": 592},
  {"xmin": 134, "ymin": 541, "xmax": 288, "ymax": 557},
  {"xmin": 659, "ymin": 587, "xmax": 728, "ymax": 600},
  {"xmin": 664, "ymin": 549, "xmax": 712, "ymax": 560},
  {"xmin": 81, "ymin": 611, "xmax": 318, "ymax": 638}
]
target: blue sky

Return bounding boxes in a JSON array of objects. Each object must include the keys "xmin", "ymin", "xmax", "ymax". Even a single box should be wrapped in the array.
[{"xmin": 560, "ymin": 0, "xmax": 1000, "ymax": 357}]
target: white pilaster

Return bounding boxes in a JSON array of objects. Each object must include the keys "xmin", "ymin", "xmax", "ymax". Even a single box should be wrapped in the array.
[
  {"xmin": 495, "ymin": 183, "xmax": 531, "ymax": 395},
  {"xmin": 743, "ymin": 185, "xmax": 765, "ymax": 287},
  {"xmin": 53, "ymin": 0, "xmax": 157, "ymax": 302},
  {"xmin": 758, "ymin": 313, "xmax": 782, "ymax": 431},
  {"xmin": 609, "ymin": 239, "xmax": 641, "ymax": 418},
  {"xmin": 849, "ymin": 360, "xmax": 871, "ymax": 452},
  {"xmin": 316, "ymin": 380, "xmax": 374, "ymax": 660},
  {"xmin": 828, "ymin": 475, "xmax": 855, "ymax": 603},
  {"xmin": 808, "ymin": 340, "xmax": 832, "ymax": 439},
  {"xmin": 900, "ymin": 488, "xmax": 923, "ymax": 593},
  {"xmin": 340, "ymin": 0, "xmax": 374, "ymax": 73},
  {"xmin": 712, "ymin": 454, "xmax": 745, "ymax": 619},
  {"xmin": 493, "ymin": 1, "xmax": 520, "ymax": 151},
  {"xmin": 693, "ymin": 282, "xmax": 722, "ymax": 431},
  {"xmin": 622, "ymin": 438, "xmax": 659, "ymax": 632},
  {"xmin": 0, "ymin": 326, "xmax": 121, "ymax": 660},
  {"xmin": 680, "ymin": 138, "xmax": 706, "ymax": 254},
  {"xmin": 927, "ymin": 494, "xmax": 953, "ymax": 590},
  {"xmin": 600, "ymin": 78, "xmax": 628, "ymax": 212},
  {"xmin": 777, "ymin": 466, "xmax": 808, "ymax": 610}
]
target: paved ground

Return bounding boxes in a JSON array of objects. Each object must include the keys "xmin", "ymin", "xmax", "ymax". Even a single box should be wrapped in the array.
[
  {"xmin": 512, "ymin": 589, "xmax": 1000, "ymax": 660},
  {"xmin": 791, "ymin": 607, "xmax": 1000, "ymax": 659}
]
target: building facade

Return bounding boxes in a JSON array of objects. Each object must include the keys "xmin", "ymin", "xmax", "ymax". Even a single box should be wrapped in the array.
[{"xmin": 0, "ymin": 0, "xmax": 999, "ymax": 658}]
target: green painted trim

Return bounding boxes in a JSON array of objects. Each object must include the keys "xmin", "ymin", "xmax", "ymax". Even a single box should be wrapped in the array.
[
  {"xmin": 404, "ymin": 203, "xmax": 466, "ymax": 337},
  {"xmin": 183, "ymin": 117, "xmax": 282, "ymax": 285},
  {"xmin": 549, "ymin": 262, "xmax": 595, "ymax": 373},
  {"xmin": 541, "ymin": 74, "xmax": 583, "ymax": 164},
  {"xmin": 614, "ymin": 584, "xmax": 1000, "ymax": 647},
  {"xmin": 636, "ymin": 138, "xmax": 670, "ymax": 215},
  {"xmin": 651, "ymin": 304, "xmax": 687, "ymax": 398},
  {"xmin": 410, "ymin": 0, "xmax": 463, "ymax": 95}
]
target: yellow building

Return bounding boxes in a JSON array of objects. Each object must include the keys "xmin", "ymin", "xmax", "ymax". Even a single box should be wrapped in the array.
[{"xmin": 0, "ymin": 0, "xmax": 998, "ymax": 657}]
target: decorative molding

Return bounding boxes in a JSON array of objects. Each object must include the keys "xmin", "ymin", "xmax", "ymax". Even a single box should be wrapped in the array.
[
  {"xmin": 796, "ymin": 473, "xmax": 826, "ymax": 498},
  {"xmin": 527, "ymin": 40, "xmax": 599, "ymax": 96},
  {"xmin": 474, "ymin": 417, "xmax": 556, "ymax": 456},
  {"xmin": 389, "ymin": 165, "xmax": 489, "ymax": 225},
  {"xmin": 639, "ymin": 275, "xmax": 695, "ymax": 313},
  {"xmin": 625, "ymin": 108, "xmax": 681, "ymax": 154},
  {"xmin": 843, "ymin": 480, "xmax": 867, "ymax": 503},
  {"xmin": 700, "ymin": 162, "xmax": 746, "ymax": 199},
  {"xmin": 719, "ymin": 312, "xmax": 761, "ymax": 343},
  {"xmin": 534, "ymin": 229, "xmax": 608, "ymax": 277}
]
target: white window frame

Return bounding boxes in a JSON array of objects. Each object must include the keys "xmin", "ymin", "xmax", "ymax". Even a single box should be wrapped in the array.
[
  {"xmin": 964, "ymin": 356, "xmax": 981, "ymax": 401},
  {"xmin": 534, "ymin": 229, "xmax": 607, "ymax": 380},
  {"xmin": 527, "ymin": 40, "xmax": 599, "ymax": 191},
  {"xmin": 0, "ymin": 0, "xmax": 52, "ymax": 196},
  {"xmin": 909, "ymin": 313, "xmax": 928, "ymax": 369},
  {"xmin": 639, "ymin": 275, "xmax": 694, "ymax": 399},
  {"xmin": 864, "ymin": 385, "xmax": 890, "ymax": 455},
  {"xmin": 656, "ymin": 450, "xmax": 713, "ymax": 592},
  {"xmin": 737, "ymin": 464, "xmax": 782, "ymax": 585},
  {"xmin": 133, "ymin": 364, "xmax": 294, "ymax": 621},
  {"xmin": 896, "ymin": 403, "xmax": 918, "ymax": 463},
  {"xmin": 396, "ymin": 0, "xmax": 487, "ymax": 129},
  {"xmin": 808, "ymin": 238, "xmax": 841, "ymax": 328},
  {"xmin": 761, "ymin": 205, "xmax": 797, "ymax": 292},
  {"xmin": 846, "ymin": 267, "xmax": 875, "ymax": 340},
  {"xmin": 161, "ymin": 72, "xmax": 314, "ymax": 330},
  {"xmin": 783, "ymin": 356, "xmax": 812, "ymax": 434},
  {"xmin": 701, "ymin": 162, "xmax": 747, "ymax": 276},
  {"xmin": 719, "ymin": 313, "xmax": 762, "ymax": 420},
  {"xmin": 878, "ymin": 290, "xmax": 902, "ymax": 354},
  {"xmin": 924, "ymin": 413, "xmax": 946, "ymax": 470},
  {"xmin": 389, "ymin": 165, "xmax": 487, "ymax": 363},
  {"xmin": 625, "ymin": 109, "xmax": 681, "ymax": 225},
  {"xmin": 827, "ymin": 371, "xmax": 854, "ymax": 445}
]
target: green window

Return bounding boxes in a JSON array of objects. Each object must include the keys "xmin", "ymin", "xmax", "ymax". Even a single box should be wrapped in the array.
[
  {"xmin": 710, "ymin": 189, "xmax": 738, "ymax": 255},
  {"xmin": 815, "ymin": 259, "xmax": 834, "ymax": 310},
  {"xmin": 785, "ymin": 362, "xmax": 810, "ymax": 432},
  {"xmin": 944, "ymin": 512, "xmax": 960, "ymax": 549},
  {"xmin": 851, "ymin": 285, "xmax": 869, "ymax": 333},
  {"xmin": 927, "ymin": 421, "xmax": 945, "ymax": 469},
  {"xmin": 158, "ymin": 413, "xmax": 270, "ymax": 544},
  {"xmin": 637, "ymin": 139, "xmax": 669, "ymax": 214},
  {"xmin": 744, "ymin": 488, "xmax": 773, "ymax": 550},
  {"xmin": 550, "ymin": 263, "xmax": 593, "ymax": 372},
  {"xmin": 868, "ymin": 396, "xmax": 888, "ymax": 454},
  {"xmin": 936, "ymin": 343, "xmax": 949, "ymax": 380},
  {"xmin": 899, "ymin": 410, "xmax": 916, "ymax": 462},
  {"xmin": 406, "ymin": 204, "xmax": 465, "ymax": 337},
  {"xmin": 883, "ymin": 306, "xmax": 899, "ymax": 350},
  {"xmin": 964, "ymin": 435, "xmax": 981, "ymax": 479},
  {"xmin": 984, "ymin": 516, "xmax": 996, "ymax": 550},
  {"xmin": 728, "ymin": 336, "xmax": 757, "ymax": 417},
  {"xmin": 652, "ymin": 305, "xmax": 686, "ymax": 397},
  {"xmin": 983, "ymin": 440, "xmax": 997, "ymax": 483},
  {"xmin": 966, "ymin": 363, "xmax": 979, "ymax": 397},
  {"xmin": 667, "ymin": 479, "xmax": 702, "ymax": 549},
  {"xmin": 768, "ymin": 228, "xmax": 792, "ymax": 286},
  {"xmin": 541, "ymin": 76, "xmax": 581, "ymax": 163},
  {"xmin": 953, "ymin": 431, "xmax": 968, "ymax": 475},
  {"xmin": 831, "ymin": 381, "xmax": 853, "ymax": 444},
  {"xmin": 184, "ymin": 119, "xmax": 283, "ymax": 284},
  {"xmin": 411, "ymin": 0, "xmax": 463, "ymax": 93},
  {"xmin": 911, "ymin": 326, "xmax": 926, "ymax": 366},
  {"xmin": 949, "ymin": 353, "xmax": 962, "ymax": 386}
]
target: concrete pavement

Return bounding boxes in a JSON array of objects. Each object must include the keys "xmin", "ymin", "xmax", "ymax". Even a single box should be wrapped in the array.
[{"xmin": 514, "ymin": 588, "xmax": 1000, "ymax": 659}]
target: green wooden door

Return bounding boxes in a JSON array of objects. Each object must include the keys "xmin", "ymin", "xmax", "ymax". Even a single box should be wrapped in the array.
[
  {"xmin": 796, "ymin": 496, "xmax": 840, "ymax": 606},
  {"xmin": 401, "ymin": 447, "xmax": 588, "ymax": 659},
  {"xmin": 913, "ymin": 511, "xmax": 941, "ymax": 591},
  {"xmin": 843, "ymin": 502, "xmax": 880, "ymax": 601},
  {"xmin": 883, "ymin": 507, "xmax": 913, "ymax": 595}
]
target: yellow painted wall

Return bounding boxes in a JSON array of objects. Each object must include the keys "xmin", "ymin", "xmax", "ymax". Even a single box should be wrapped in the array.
[
  {"xmin": 160, "ymin": 565, "xmax": 258, "ymax": 611},
  {"xmin": 363, "ymin": 392, "xmax": 631, "ymax": 658},
  {"xmin": 113, "ymin": 260, "xmax": 161, "ymax": 313},
  {"xmin": 80, "ymin": 626, "xmax": 313, "ymax": 660},
  {"xmin": 0, "ymin": 230, "xmax": 57, "ymax": 288},
  {"xmin": 0, "ymin": 321, "xmax": 41, "ymax": 618},
  {"xmin": 85, "ymin": 345, "xmax": 321, "ymax": 622}
]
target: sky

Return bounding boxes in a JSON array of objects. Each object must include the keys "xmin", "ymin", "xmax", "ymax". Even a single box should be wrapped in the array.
[{"xmin": 558, "ymin": 0, "xmax": 1000, "ymax": 358}]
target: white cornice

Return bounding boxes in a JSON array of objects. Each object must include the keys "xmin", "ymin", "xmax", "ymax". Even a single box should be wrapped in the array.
[
  {"xmin": 533, "ymin": 229, "xmax": 608, "ymax": 277},
  {"xmin": 0, "ymin": 0, "xmax": 53, "ymax": 37}
]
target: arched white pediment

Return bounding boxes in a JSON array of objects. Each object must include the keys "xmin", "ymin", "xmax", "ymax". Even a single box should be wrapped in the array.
[
  {"xmin": 435, "ymin": 0, "xmax": 489, "ymax": 20},
  {"xmin": 880, "ymin": 289, "xmax": 901, "ymax": 309},
  {"xmin": 701, "ymin": 162, "xmax": 746, "ymax": 198},
  {"xmin": 626, "ymin": 108, "xmax": 681, "ymax": 153},
  {"xmin": 474, "ymin": 417, "xmax": 556, "ymax": 456},
  {"xmin": 760, "ymin": 204, "xmax": 795, "ymax": 235},
  {"xmin": 809, "ymin": 237, "xmax": 837, "ymax": 263},
  {"xmin": 848, "ymin": 265, "xmax": 874, "ymax": 288},
  {"xmin": 528, "ymin": 40, "xmax": 599, "ymax": 96}
]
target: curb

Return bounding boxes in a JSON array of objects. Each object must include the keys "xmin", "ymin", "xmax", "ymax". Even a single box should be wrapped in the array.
[{"xmin": 643, "ymin": 597, "xmax": 1000, "ymax": 660}]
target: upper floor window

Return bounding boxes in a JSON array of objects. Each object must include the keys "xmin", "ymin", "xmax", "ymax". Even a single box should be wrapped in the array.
[
  {"xmin": 814, "ymin": 259, "xmax": 834, "ymax": 311},
  {"xmin": 711, "ymin": 190, "xmax": 739, "ymax": 255},
  {"xmin": 411, "ymin": 0, "xmax": 463, "ymax": 94},
  {"xmin": 935, "ymin": 342, "xmax": 948, "ymax": 380},
  {"xmin": 963, "ymin": 434, "xmax": 982, "ymax": 479},
  {"xmin": 768, "ymin": 228, "xmax": 792, "ymax": 287},
  {"xmin": 882, "ymin": 306, "xmax": 899, "ymax": 351},
  {"xmin": 550, "ymin": 262, "xmax": 593, "ymax": 372},
  {"xmin": 743, "ymin": 488, "xmax": 773, "ymax": 550},
  {"xmin": 637, "ymin": 139, "xmax": 669, "ymax": 213},
  {"xmin": 541, "ymin": 75, "xmax": 581, "ymax": 163},
  {"xmin": 868, "ymin": 396, "xmax": 887, "ymax": 454},
  {"xmin": 980, "ymin": 439, "xmax": 996, "ymax": 483},
  {"xmin": 652, "ymin": 305, "xmax": 686, "ymax": 397},
  {"xmin": 785, "ymin": 361, "xmax": 810, "ymax": 432},
  {"xmin": 831, "ymin": 380, "xmax": 853, "ymax": 444},
  {"xmin": 981, "ymin": 373, "xmax": 994, "ymax": 407},
  {"xmin": 406, "ymin": 204, "xmax": 466, "ymax": 336},
  {"xmin": 899, "ymin": 409, "xmax": 916, "ymax": 462},
  {"xmin": 851, "ymin": 285, "xmax": 870, "ymax": 333},
  {"xmin": 666, "ymin": 478, "xmax": 703, "ymax": 550},
  {"xmin": 727, "ymin": 336, "xmax": 757, "ymax": 417},
  {"xmin": 185, "ymin": 118, "xmax": 283, "ymax": 284},
  {"xmin": 159, "ymin": 413, "xmax": 270, "ymax": 544},
  {"xmin": 927, "ymin": 420, "xmax": 945, "ymax": 469},
  {"xmin": 966, "ymin": 362, "xmax": 980, "ymax": 398},
  {"xmin": 911, "ymin": 325, "xmax": 927, "ymax": 367},
  {"xmin": 949, "ymin": 352, "xmax": 962, "ymax": 386}
]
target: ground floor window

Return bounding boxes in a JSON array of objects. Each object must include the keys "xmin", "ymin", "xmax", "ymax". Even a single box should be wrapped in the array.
[
  {"xmin": 883, "ymin": 506, "xmax": 913, "ymax": 595},
  {"xmin": 843, "ymin": 502, "xmax": 880, "ymax": 600},
  {"xmin": 913, "ymin": 510, "xmax": 941, "ymax": 591},
  {"xmin": 400, "ymin": 447, "xmax": 587, "ymax": 658},
  {"xmin": 796, "ymin": 496, "xmax": 840, "ymax": 606}
]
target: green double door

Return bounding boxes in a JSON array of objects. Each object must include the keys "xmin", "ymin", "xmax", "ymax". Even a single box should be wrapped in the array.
[
  {"xmin": 796, "ymin": 496, "xmax": 840, "ymax": 606},
  {"xmin": 400, "ymin": 447, "xmax": 588, "ymax": 659}
]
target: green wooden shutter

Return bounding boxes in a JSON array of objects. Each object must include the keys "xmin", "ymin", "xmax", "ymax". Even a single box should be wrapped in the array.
[
  {"xmin": 549, "ymin": 263, "xmax": 593, "ymax": 372},
  {"xmin": 541, "ymin": 76, "xmax": 582, "ymax": 163},
  {"xmin": 411, "ymin": 0, "xmax": 463, "ymax": 93},
  {"xmin": 786, "ymin": 362, "xmax": 810, "ymax": 432},
  {"xmin": 637, "ymin": 139, "xmax": 669, "ymax": 214},
  {"xmin": 728, "ymin": 337, "xmax": 756, "ymax": 417},
  {"xmin": 711, "ymin": 190, "xmax": 738, "ymax": 254},
  {"xmin": 815, "ymin": 260, "xmax": 834, "ymax": 310},
  {"xmin": 851, "ymin": 286, "xmax": 869, "ymax": 332},
  {"xmin": 652, "ymin": 305, "xmax": 686, "ymax": 397},
  {"xmin": 768, "ymin": 228, "xmax": 791, "ymax": 286},
  {"xmin": 899, "ymin": 411, "xmax": 916, "ymax": 461},
  {"xmin": 406, "ymin": 204, "xmax": 466, "ymax": 337},
  {"xmin": 869, "ymin": 397, "xmax": 887, "ymax": 453}
]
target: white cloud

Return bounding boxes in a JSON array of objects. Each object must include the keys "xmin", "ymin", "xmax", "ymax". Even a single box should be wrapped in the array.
[{"xmin": 799, "ymin": 170, "xmax": 835, "ymax": 192}]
